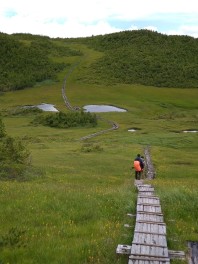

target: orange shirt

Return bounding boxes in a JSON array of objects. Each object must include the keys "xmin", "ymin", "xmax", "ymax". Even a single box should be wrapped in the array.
[{"xmin": 134, "ymin": 160, "xmax": 141, "ymax": 171}]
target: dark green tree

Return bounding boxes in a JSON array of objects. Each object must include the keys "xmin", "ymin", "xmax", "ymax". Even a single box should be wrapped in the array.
[{"xmin": 0, "ymin": 118, "xmax": 31, "ymax": 180}]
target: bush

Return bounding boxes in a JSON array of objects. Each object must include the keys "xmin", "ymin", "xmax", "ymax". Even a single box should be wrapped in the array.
[
  {"xmin": 0, "ymin": 118, "xmax": 6, "ymax": 138},
  {"xmin": 81, "ymin": 143, "xmax": 104, "ymax": 153},
  {"xmin": 32, "ymin": 111, "xmax": 98, "ymax": 128},
  {"xmin": 0, "ymin": 118, "xmax": 31, "ymax": 180}
]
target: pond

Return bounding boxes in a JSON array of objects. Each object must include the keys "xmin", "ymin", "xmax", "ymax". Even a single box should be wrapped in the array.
[
  {"xmin": 24, "ymin": 103, "xmax": 59, "ymax": 112},
  {"xmin": 183, "ymin": 130, "xmax": 198, "ymax": 133},
  {"xmin": 36, "ymin": 103, "xmax": 59, "ymax": 112},
  {"xmin": 83, "ymin": 105, "xmax": 127, "ymax": 113},
  {"xmin": 128, "ymin": 127, "xmax": 141, "ymax": 132}
]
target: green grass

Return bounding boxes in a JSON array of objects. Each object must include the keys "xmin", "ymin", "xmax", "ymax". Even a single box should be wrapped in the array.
[{"xmin": 0, "ymin": 40, "xmax": 198, "ymax": 263}]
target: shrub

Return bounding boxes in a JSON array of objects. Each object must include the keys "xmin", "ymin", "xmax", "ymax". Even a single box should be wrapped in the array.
[
  {"xmin": 0, "ymin": 227, "xmax": 27, "ymax": 248},
  {"xmin": 81, "ymin": 143, "xmax": 104, "ymax": 152},
  {"xmin": 0, "ymin": 118, "xmax": 6, "ymax": 138},
  {"xmin": 32, "ymin": 111, "xmax": 98, "ymax": 128},
  {"xmin": 0, "ymin": 118, "xmax": 31, "ymax": 180}
]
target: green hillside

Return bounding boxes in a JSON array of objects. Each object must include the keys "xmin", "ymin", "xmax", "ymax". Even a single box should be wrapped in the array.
[
  {"xmin": 80, "ymin": 30, "xmax": 198, "ymax": 87},
  {"xmin": 0, "ymin": 33, "xmax": 82, "ymax": 91},
  {"xmin": 0, "ymin": 30, "xmax": 198, "ymax": 264},
  {"xmin": 1, "ymin": 30, "xmax": 198, "ymax": 91}
]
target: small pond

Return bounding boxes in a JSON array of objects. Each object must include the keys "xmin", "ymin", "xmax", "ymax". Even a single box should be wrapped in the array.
[
  {"xmin": 128, "ymin": 127, "xmax": 141, "ymax": 132},
  {"xmin": 128, "ymin": 129, "xmax": 136, "ymax": 132},
  {"xmin": 83, "ymin": 105, "xmax": 127, "ymax": 113},
  {"xmin": 183, "ymin": 130, "xmax": 198, "ymax": 133},
  {"xmin": 24, "ymin": 103, "xmax": 59, "ymax": 112},
  {"xmin": 36, "ymin": 103, "xmax": 59, "ymax": 112}
]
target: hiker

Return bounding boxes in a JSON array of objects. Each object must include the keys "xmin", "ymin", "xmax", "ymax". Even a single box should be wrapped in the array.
[{"xmin": 133, "ymin": 154, "xmax": 144, "ymax": 180}]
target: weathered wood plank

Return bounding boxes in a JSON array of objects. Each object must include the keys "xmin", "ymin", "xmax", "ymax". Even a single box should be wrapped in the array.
[
  {"xmin": 136, "ymin": 213, "xmax": 164, "ymax": 223},
  {"xmin": 134, "ymin": 231, "xmax": 166, "ymax": 236},
  {"xmin": 137, "ymin": 203, "xmax": 161, "ymax": 207},
  {"xmin": 137, "ymin": 221, "xmax": 165, "ymax": 225},
  {"xmin": 138, "ymin": 195, "xmax": 159, "ymax": 199},
  {"xmin": 134, "ymin": 222, "xmax": 166, "ymax": 235},
  {"xmin": 116, "ymin": 244, "xmax": 131, "ymax": 254},
  {"xmin": 129, "ymin": 255, "xmax": 170, "ymax": 262},
  {"xmin": 137, "ymin": 211, "xmax": 164, "ymax": 216},
  {"xmin": 132, "ymin": 241, "xmax": 167, "ymax": 248},
  {"xmin": 138, "ymin": 188, "xmax": 155, "ymax": 192},
  {"xmin": 137, "ymin": 197, "xmax": 160, "ymax": 205},
  {"xmin": 131, "ymin": 245, "xmax": 169, "ymax": 258},
  {"xmin": 138, "ymin": 191, "xmax": 155, "ymax": 196},
  {"xmin": 137, "ymin": 205, "xmax": 162, "ymax": 213},
  {"xmin": 128, "ymin": 260, "xmax": 170, "ymax": 264},
  {"xmin": 137, "ymin": 184, "xmax": 152, "ymax": 187},
  {"xmin": 187, "ymin": 241, "xmax": 198, "ymax": 264},
  {"xmin": 168, "ymin": 250, "xmax": 186, "ymax": 260}
]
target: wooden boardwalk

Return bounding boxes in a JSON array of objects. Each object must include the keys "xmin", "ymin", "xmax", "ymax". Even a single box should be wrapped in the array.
[{"xmin": 128, "ymin": 181, "xmax": 170, "ymax": 264}]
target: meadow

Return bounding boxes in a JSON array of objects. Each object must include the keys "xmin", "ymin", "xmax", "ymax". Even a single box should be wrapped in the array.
[{"xmin": 0, "ymin": 36, "xmax": 198, "ymax": 264}]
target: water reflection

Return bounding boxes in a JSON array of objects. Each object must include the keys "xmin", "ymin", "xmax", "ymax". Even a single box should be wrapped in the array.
[
  {"xmin": 36, "ymin": 103, "xmax": 58, "ymax": 112},
  {"xmin": 183, "ymin": 130, "xmax": 198, "ymax": 133},
  {"xmin": 24, "ymin": 103, "xmax": 59, "ymax": 112},
  {"xmin": 83, "ymin": 105, "xmax": 127, "ymax": 113}
]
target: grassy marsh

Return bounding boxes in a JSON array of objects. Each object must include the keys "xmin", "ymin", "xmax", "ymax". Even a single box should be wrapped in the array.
[{"xmin": 0, "ymin": 39, "xmax": 198, "ymax": 264}]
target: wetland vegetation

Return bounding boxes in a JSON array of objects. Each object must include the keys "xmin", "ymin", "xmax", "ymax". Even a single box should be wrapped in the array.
[{"xmin": 0, "ymin": 30, "xmax": 197, "ymax": 264}]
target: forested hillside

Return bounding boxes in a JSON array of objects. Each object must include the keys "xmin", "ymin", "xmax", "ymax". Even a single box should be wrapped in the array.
[
  {"xmin": 0, "ymin": 33, "xmax": 82, "ymax": 91},
  {"xmin": 1, "ymin": 30, "xmax": 198, "ymax": 90},
  {"xmin": 79, "ymin": 30, "xmax": 198, "ymax": 88}
]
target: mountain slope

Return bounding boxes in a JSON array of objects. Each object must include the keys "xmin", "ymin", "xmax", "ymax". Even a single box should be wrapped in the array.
[
  {"xmin": 80, "ymin": 30, "xmax": 198, "ymax": 88},
  {"xmin": 1, "ymin": 30, "xmax": 198, "ymax": 90}
]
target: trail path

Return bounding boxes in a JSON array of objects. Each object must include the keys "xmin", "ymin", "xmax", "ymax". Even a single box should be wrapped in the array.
[
  {"xmin": 117, "ymin": 146, "xmax": 185, "ymax": 263},
  {"xmin": 61, "ymin": 63, "xmax": 119, "ymax": 140}
]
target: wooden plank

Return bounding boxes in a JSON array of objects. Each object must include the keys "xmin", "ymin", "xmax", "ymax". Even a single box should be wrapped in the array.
[
  {"xmin": 131, "ymin": 245, "xmax": 169, "ymax": 258},
  {"xmin": 128, "ymin": 260, "xmax": 170, "ymax": 264},
  {"xmin": 137, "ymin": 184, "xmax": 152, "ymax": 187},
  {"xmin": 138, "ymin": 188, "xmax": 155, "ymax": 192},
  {"xmin": 138, "ymin": 186, "xmax": 154, "ymax": 189},
  {"xmin": 129, "ymin": 255, "xmax": 170, "ymax": 262},
  {"xmin": 116, "ymin": 244, "xmax": 131, "ymax": 254},
  {"xmin": 136, "ymin": 213, "xmax": 164, "ymax": 223},
  {"xmin": 168, "ymin": 250, "xmax": 185, "ymax": 260},
  {"xmin": 138, "ymin": 192, "xmax": 155, "ymax": 196},
  {"xmin": 137, "ymin": 186, "xmax": 154, "ymax": 189},
  {"xmin": 137, "ymin": 203, "xmax": 161, "ymax": 207},
  {"xmin": 138, "ymin": 195, "xmax": 159, "ymax": 199},
  {"xmin": 138, "ymin": 197, "xmax": 160, "ymax": 204},
  {"xmin": 134, "ymin": 231, "xmax": 166, "ymax": 236},
  {"xmin": 138, "ymin": 198, "xmax": 160, "ymax": 203},
  {"xmin": 187, "ymin": 241, "xmax": 198, "ymax": 264},
  {"xmin": 137, "ymin": 205, "xmax": 162, "ymax": 213},
  {"xmin": 132, "ymin": 242, "xmax": 167, "ymax": 248},
  {"xmin": 137, "ymin": 211, "xmax": 163, "ymax": 216},
  {"xmin": 136, "ymin": 220, "xmax": 166, "ymax": 225}
]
